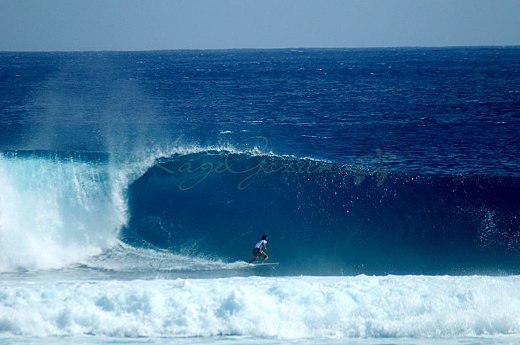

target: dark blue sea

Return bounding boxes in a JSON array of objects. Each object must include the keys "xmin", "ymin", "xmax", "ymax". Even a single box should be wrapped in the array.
[{"xmin": 1, "ymin": 48, "xmax": 519, "ymax": 344}]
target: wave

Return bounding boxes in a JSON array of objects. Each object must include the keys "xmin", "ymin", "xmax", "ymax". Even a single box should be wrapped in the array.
[
  {"xmin": 1, "ymin": 275, "xmax": 520, "ymax": 338},
  {"xmin": 1, "ymin": 148, "xmax": 519, "ymax": 275},
  {"xmin": 123, "ymin": 151, "xmax": 520, "ymax": 275}
]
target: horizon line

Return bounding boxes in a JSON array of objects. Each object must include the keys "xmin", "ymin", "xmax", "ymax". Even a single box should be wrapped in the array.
[{"xmin": 1, "ymin": 44, "xmax": 519, "ymax": 54}]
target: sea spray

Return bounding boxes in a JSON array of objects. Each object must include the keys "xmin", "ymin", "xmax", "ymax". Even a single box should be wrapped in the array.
[{"xmin": 0, "ymin": 153, "xmax": 124, "ymax": 271}]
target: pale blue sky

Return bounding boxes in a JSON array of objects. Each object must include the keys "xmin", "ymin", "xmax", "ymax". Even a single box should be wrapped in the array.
[{"xmin": 1, "ymin": 0, "xmax": 519, "ymax": 51}]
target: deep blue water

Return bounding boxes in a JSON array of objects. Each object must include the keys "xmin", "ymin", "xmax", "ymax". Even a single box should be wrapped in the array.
[
  {"xmin": 2, "ymin": 48, "xmax": 519, "ymax": 175},
  {"xmin": 1, "ymin": 48, "xmax": 520, "ymax": 342}
]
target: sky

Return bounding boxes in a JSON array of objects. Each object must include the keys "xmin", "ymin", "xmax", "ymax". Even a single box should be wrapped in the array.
[{"xmin": 1, "ymin": 0, "xmax": 519, "ymax": 51}]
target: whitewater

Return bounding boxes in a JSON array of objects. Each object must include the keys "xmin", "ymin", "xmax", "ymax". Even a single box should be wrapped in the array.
[
  {"xmin": 2, "ymin": 275, "xmax": 520, "ymax": 339},
  {"xmin": 1, "ymin": 48, "xmax": 519, "ymax": 344}
]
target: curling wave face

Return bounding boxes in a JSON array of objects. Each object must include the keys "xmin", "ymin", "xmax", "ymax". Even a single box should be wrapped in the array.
[
  {"xmin": 1, "ymin": 147, "xmax": 519, "ymax": 275},
  {"xmin": 124, "ymin": 150, "xmax": 520, "ymax": 275}
]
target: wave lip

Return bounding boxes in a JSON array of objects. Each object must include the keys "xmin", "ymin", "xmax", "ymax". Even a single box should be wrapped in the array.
[{"xmin": 1, "ymin": 275, "xmax": 520, "ymax": 338}]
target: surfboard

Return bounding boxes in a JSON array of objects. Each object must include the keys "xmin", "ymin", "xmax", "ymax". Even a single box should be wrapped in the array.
[{"xmin": 249, "ymin": 262, "xmax": 279, "ymax": 268}]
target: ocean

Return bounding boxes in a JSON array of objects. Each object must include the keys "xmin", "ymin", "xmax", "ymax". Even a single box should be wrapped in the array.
[{"xmin": 0, "ymin": 47, "xmax": 519, "ymax": 344}]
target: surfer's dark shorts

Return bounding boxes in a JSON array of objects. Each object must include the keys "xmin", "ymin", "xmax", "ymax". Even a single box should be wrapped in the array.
[{"xmin": 252, "ymin": 248, "xmax": 267, "ymax": 258}]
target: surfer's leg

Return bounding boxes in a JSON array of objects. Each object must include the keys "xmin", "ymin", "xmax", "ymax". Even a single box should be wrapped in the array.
[{"xmin": 249, "ymin": 249, "xmax": 259, "ymax": 263}]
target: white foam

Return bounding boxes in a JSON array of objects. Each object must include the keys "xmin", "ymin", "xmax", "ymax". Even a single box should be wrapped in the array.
[
  {"xmin": 0, "ymin": 155, "xmax": 126, "ymax": 272},
  {"xmin": 1, "ymin": 275, "xmax": 520, "ymax": 339},
  {"xmin": 81, "ymin": 241, "xmax": 245, "ymax": 273}
]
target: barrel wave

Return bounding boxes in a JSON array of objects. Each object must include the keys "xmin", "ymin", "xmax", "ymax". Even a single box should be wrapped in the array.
[
  {"xmin": 1, "ymin": 148, "xmax": 518, "ymax": 275},
  {"xmin": 123, "ymin": 150, "xmax": 520, "ymax": 275}
]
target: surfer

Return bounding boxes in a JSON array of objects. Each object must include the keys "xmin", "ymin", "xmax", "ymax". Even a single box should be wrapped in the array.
[{"xmin": 249, "ymin": 234, "xmax": 269, "ymax": 263}]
